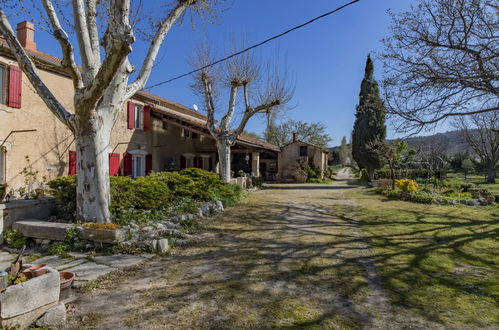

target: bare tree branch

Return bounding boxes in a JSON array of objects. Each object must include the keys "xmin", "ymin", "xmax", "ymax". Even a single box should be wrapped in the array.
[
  {"xmin": 41, "ymin": 0, "xmax": 83, "ymax": 88},
  {"xmin": 126, "ymin": 0, "xmax": 195, "ymax": 99},
  {"xmin": 86, "ymin": 0, "xmax": 101, "ymax": 62},
  {"xmin": 381, "ymin": 0, "xmax": 499, "ymax": 132},
  {"xmin": 72, "ymin": 0, "xmax": 98, "ymax": 79}
]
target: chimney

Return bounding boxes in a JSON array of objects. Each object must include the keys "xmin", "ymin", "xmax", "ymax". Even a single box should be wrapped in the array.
[
  {"xmin": 16, "ymin": 21, "xmax": 36, "ymax": 51},
  {"xmin": 292, "ymin": 132, "xmax": 297, "ymax": 142}
]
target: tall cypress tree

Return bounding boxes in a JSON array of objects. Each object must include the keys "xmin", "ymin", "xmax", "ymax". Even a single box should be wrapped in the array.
[{"xmin": 351, "ymin": 55, "xmax": 386, "ymax": 181}]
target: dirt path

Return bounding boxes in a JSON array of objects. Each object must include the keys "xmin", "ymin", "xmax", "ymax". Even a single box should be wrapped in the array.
[{"xmin": 65, "ymin": 176, "xmax": 411, "ymax": 329}]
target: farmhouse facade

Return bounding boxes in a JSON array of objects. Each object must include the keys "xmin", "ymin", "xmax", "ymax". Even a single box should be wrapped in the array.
[
  {"xmin": 0, "ymin": 21, "xmax": 279, "ymax": 194},
  {"xmin": 278, "ymin": 134, "xmax": 329, "ymax": 183}
]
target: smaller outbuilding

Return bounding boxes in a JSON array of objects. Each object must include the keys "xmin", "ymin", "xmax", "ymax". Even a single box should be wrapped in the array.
[{"xmin": 278, "ymin": 133, "xmax": 329, "ymax": 183}]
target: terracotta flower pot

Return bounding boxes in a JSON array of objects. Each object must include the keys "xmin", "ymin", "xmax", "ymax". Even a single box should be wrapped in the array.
[
  {"xmin": 59, "ymin": 271, "xmax": 75, "ymax": 290},
  {"xmin": 21, "ymin": 264, "xmax": 47, "ymax": 279}
]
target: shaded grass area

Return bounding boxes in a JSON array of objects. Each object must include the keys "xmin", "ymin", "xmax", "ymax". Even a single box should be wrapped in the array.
[
  {"xmin": 67, "ymin": 191, "xmax": 376, "ymax": 329},
  {"xmin": 344, "ymin": 188, "xmax": 499, "ymax": 328}
]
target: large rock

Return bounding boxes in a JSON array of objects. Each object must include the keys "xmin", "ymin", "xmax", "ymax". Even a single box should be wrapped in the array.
[
  {"xmin": 0, "ymin": 301, "xmax": 57, "ymax": 329},
  {"xmin": 0, "ymin": 265, "xmax": 60, "ymax": 319},
  {"xmin": 157, "ymin": 239, "xmax": 169, "ymax": 254},
  {"xmin": 36, "ymin": 302, "xmax": 66, "ymax": 327},
  {"xmin": 12, "ymin": 219, "xmax": 71, "ymax": 241}
]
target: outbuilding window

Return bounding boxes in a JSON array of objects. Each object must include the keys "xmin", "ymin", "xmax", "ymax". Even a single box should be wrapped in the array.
[{"xmin": 299, "ymin": 146, "xmax": 308, "ymax": 157}]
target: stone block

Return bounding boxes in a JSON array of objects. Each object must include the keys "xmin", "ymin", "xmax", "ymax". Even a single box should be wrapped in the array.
[
  {"xmin": 36, "ymin": 302, "xmax": 66, "ymax": 327},
  {"xmin": 67, "ymin": 262, "xmax": 115, "ymax": 282},
  {"xmin": 0, "ymin": 301, "xmax": 57, "ymax": 329},
  {"xmin": 93, "ymin": 254, "xmax": 152, "ymax": 269},
  {"xmin": 77, "ymin": 227, "xmax": 125, "ymax": 243},
  {"xmin": 157, "ymin": 239, "xmax": 169, "ymax": 254},
  {"xmin": 0, "ymin": 265, "xmax": 60, "ymax": 318},
  {"xmin": 12, "ymin": 219, "xmax": 70, "ymax": 241}
]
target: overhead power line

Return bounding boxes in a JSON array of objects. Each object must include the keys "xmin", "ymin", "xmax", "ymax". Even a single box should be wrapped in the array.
[{"xmin": 145, "ymin": 0, "xmax": 361, "ymax": 90}]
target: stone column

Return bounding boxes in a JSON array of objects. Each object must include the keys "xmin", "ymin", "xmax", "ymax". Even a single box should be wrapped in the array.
[{"xmin": 251, "ymin": 152, "xmax": 260, "ymax": 177}]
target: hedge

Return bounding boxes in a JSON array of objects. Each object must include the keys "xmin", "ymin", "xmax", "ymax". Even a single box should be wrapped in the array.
[{"xmin": 48, "ymin": 169, "xmax": 243, "ymax": 222}]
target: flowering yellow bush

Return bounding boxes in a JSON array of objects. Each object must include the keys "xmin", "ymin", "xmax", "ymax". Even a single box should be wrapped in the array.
[{"xmin": 395, "ymin": 179, "xmax": 418, "ymax": 192}]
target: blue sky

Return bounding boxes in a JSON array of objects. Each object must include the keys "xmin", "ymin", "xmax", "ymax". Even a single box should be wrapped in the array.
[{"xmin": 8, "ymin": 0, "xmax": 421, "ymax": 146}]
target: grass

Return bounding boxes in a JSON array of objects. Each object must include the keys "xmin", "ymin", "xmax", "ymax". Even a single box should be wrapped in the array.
[
  {"xmin": 447, "ymin": 172, "xmax": 499, "ymax": 195},
  {"xmin": 345, "ymin": 188, "xmax": 499, "ymax": 328}
]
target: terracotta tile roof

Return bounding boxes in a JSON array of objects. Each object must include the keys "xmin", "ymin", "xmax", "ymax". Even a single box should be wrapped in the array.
[{"xmin": 0, "ymin": 39, "xmax": 280, "ymax": 152}]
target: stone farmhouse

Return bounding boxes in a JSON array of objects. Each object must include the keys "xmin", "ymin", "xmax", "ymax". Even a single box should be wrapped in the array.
[
  {"xmin": 0, "ymin": 21, "xmax": 280, "ymax": 193},
  {"xmin": 279, "ymin": 133, "xmax": 329, "ymax": 183}
]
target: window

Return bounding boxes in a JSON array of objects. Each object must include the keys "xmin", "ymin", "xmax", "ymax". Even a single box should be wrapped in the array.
[
  {"xmin": 182, "ymin": 128, "xmax": 191, "ymax": 139},
  {"xmin": 134, "ymin": 104, "xmax": 143, "ymax": 129},
  {"xmin": 133, "ymin": 155, "xmax": 145, "ymax": 177},
  {"xmin": 201, "ymin": 156, "xmax": 211, "ymax": 171},
  {"xmin": 0, "ymin": 65, "xmax": 7, "ymax": 105},
  {"xmin": 299, "ymin": 146, "xmax": 308, "ymax": 157},
  {"xmin": 185, "ymin": 155, "xmax": 194, "ymax": 168}
]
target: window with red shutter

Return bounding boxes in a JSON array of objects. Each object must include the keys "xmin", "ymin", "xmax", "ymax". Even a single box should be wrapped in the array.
[
  {"xmin": 68, "ymin": 150, "xmax": 77, "ymax": 175},
  {"xmin": 143, "ymin": 106, "xmax": 151, "ymax": 131},
  {"xmin": 8, "ymin": 65, "xmax": 22, "ymax": 108},
  {"xmin": 145, "ymin": 154, "xmax": 152, "ymax": 174},
  {"xmin": 109, "ymin": 153, "xmax": 120, "ymax": 176},
  {"xmin": 123, "ymin": 152, "xmax": 133, "ymax": 176},
  {"xmin": 127, "ymin": 101, "xmax": 135, "ymax": 129}
]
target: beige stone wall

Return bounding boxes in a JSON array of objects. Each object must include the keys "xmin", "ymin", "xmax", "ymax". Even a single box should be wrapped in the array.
[
  {"xmin": 0, "ymin": 54, "xmax": 75, "ymax": 193},
  {"xmin": 278, "ymin": 141, "xmax": 328, "ymax": 181},
  {"xmin": 0, "ymin": 53, "xmax": 273, "ymax": 193},
  {"xmin": 150, "ymin": 118, "xmax": 216, "ymax": 172}
]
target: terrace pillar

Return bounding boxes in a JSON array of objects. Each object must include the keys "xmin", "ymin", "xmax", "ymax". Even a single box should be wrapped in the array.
[{"xmin": 252, "ymin": 152, "xmax": 260, "ymax": 177}]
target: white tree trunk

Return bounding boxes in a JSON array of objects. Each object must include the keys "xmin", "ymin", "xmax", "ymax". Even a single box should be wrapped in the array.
[
  {"xmin": 75, "ymin": 111, "xmax": 112, "ymax": 223},
  {"xmin": 217, "ymin": 140, "xmax": 232, "ymax": 183}
]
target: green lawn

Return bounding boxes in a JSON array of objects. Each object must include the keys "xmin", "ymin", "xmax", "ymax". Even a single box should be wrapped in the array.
[
  {"xmin": 447, "ymin": 172, "xmax": 499, "ymax": 195},
  {"xmin": 346, "ymin": 188, "xmax": 499, "ymax": 328}
]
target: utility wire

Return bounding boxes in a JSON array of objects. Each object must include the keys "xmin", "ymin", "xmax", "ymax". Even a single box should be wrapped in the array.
[{"xmin": 145, "ymin": 0, "xmax": 361, "ymax": 90}]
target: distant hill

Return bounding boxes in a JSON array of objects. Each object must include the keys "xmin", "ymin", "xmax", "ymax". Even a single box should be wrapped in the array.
[{"xmin": 330, "ymin": 130, "xmax": 472, "ymax": 155}]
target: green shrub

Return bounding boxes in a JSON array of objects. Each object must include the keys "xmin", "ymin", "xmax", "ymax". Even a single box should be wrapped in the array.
[
  {"xmin": 47, "ymin": 175, "xmax": 77, "ymax": 219},
  {"xmin": 48, "ymin": 242, "xmax": 71, "ymax": 256},
  {"xmin": 48, "ymin": 169, "xmax": 244, "ymax": 224},
  {"xmin": 251, "ymin": 176, "xmax": 264, "ymax": 189},
  {"xmin": 306, "ymin": 178, "xmax": 333, "ymax": 184},
  {"xmin": 209, "ymin": 183, "xmax": 243, "ymax": 207},
  {"xmin": 3, "ymin": 230, "xmax": 27, "ymax": 249}
]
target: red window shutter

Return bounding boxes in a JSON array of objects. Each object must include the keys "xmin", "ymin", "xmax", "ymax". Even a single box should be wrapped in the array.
[
  {"xmin": 196, "ymin": 157, "xmax": 203, "ymax": 169},
  {"xmin": 8, "ymin": 65, "xmax": 22, "ymax": 108},
  {"xmin": 127, "ymin": 101, "xmax": 135, "ymax": 129},
  {"xmin": 123, "ymin": 152, "xmax": 133, "ymax": 176},
  {"xmin": 68, "ymin": 150, "xmax": 77, "ymax": 175},
  {"xmin": 180, "ymin": 156, "xmax": 186, "ymax": 170},
  {"xmin": 143, "ymin": 105, "xmax": 151, "ymax": 131},
  {"xmin": 109, "ymin": 153, "xmax": 120, "ymax": 176},
  {"xmin": 145, "ymin": 154, "xmax": 152, "ymax": 174}
]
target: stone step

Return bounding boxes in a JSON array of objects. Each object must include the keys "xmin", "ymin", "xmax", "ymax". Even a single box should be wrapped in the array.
[{"xmin": 12, "ymin": 219, "xmax": 71, "ymax": 241}]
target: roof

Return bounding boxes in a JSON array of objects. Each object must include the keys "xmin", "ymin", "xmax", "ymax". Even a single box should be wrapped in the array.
[
  {"xmin": 150, "ymin": 101, "xmax": 280, "ymax": 152},
  {"xmin": 281, "ymin": 139, "xmax": 330, "ymax": 153},
  {"xmin": 0, "ymin": 38, "xmax": 280, "ymax": 152}
]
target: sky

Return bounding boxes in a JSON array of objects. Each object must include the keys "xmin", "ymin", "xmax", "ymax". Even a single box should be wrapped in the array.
[{"xmin": 6, "ymin": 0, "xmax": 421, "ymax": 146}]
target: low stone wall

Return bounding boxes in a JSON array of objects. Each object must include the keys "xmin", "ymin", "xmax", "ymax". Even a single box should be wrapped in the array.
[
  {"xmin": 0, "ymin": 265, "xmax": 60, "ymax": 329},
  {"xmin": 0, "ymin": 198, "xmax": 55, "ymax": 244}
]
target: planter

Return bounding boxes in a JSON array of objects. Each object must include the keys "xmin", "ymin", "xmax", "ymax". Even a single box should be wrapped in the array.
[
  {"xmin": 0, "ymin": 265, "xmax": 60, "ymax": 329},
  {"xmin": 21, "ymin": 264, "xmax": 47, "ymax": 279},
  {"xmin": 59, "ymin": 271, "xmax": 75, "ymax": 290},
  {"xmin": 76, "ymin": 226, "xmax": 125, "ymax": 244}
]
